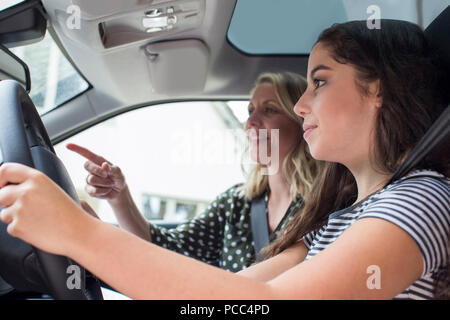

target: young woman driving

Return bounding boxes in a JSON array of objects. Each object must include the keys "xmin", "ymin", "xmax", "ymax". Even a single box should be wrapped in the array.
[{"xmin": 0, "ymin": 19, "xmax": 448, "ymax": 299}]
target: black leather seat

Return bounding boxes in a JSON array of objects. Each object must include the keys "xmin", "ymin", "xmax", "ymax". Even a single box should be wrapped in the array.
[
  {"xmin": 425, "ymin": 5, "xmax": 450, "ymax": 77},
  {"xmin": 389, "ymin": 5, "xmax": 450, "ymax": 183}
]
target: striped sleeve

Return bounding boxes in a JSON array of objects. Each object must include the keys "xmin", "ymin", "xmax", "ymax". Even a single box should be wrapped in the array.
[
  {"xmin": 358, "ymin": 176, "xmax": 450, "ymax": 277},
  {"xmin": 303, "ymin": 229, "xmax": 317, "ymax": 250}
]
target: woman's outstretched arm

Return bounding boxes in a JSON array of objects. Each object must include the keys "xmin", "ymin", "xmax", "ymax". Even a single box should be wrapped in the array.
[
  {"xmin": 0, "ymin": 163, "xmax": 424, "ymax": 299},
  {"xmin": 0, "ymin": 163, "xmax": 277, "ymax": 299},
  {"xmin": 237, "ymin": 242, "xmax": 308, "ymax": 282},
  {"xmin": 70, "ymin": 217, "xmax": 277, "ymax": 299}
]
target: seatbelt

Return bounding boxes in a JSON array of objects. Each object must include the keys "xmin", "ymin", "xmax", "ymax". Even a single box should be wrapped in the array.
[
  {"xmin": 250, "ymin": 195, "xmax": 269, "ymax": 261},
  {"xmin": 388, "ymin": 5, "xmax": 450, "ymax": 183},
  {"xmin": 386, "ymin": 104, "xmax": 449, "ymax": 186}
]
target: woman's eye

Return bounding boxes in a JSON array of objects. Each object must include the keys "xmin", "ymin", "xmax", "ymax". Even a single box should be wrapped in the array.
[
  {"xmin": 313, "ymin": 79, "xmax": 325, "ymax": 89},
  {"xmin": 265, "ymin": 107, "xmax": 277, "ymax": 114}
]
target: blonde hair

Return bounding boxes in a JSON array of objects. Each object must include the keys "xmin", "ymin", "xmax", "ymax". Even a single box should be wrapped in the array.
[{"xmin": 240, "ymin": 72, "xmax": 321, "ymax": 201}]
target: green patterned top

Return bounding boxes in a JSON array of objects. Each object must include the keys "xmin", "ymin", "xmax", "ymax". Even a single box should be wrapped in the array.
[{"xmin": 149, "ymin": 184, "xmax": 304, "ymax": 272}]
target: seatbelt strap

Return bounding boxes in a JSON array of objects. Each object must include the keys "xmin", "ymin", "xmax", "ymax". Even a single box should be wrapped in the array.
[
  {"xmin": 250, "ymin": 195, "xmax": 269, "ymax": 261},
  {"xmin": 386, "ymin": 104, "xmax": 449, "ymax": 186}
]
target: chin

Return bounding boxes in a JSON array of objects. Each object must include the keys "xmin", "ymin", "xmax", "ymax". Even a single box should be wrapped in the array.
[
  {"xmin": 250, "ymin": 147, "xmax": 272, "ymax": 164},
  {"xmin": 309, "ymin": 146, "xmax": 346, "ymax": 164},
  {"xmin": 307, "ymin": 143, "xmax": 329, "ymax": 162}
]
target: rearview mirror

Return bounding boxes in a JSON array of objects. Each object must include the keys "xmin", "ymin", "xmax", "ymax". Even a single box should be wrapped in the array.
[
  {"xmin": 0, "ymin": 43, "xmax": 30, "ymax": 92},
  {"xmin": 0, "ymin": 0, "xmax": 46, "ymax": 48}
]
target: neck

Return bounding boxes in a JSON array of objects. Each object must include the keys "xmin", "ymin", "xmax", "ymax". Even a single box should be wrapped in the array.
[
  {"xmin": 267, "ymin": 169, "xmax": 291, "ymax": 202},
  {"xmin": 347, "ymin": 162, "xmax": 392, "ymax": 204}
]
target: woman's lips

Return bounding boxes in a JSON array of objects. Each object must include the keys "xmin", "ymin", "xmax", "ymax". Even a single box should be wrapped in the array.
[
  {"xmin": 247, "ymin": 129, "xmax": 269, "ymax": 143},
  {"xmin": 303, "ymin": 125, "xmax": 317, "ymax": 139},
  {"xmin": 249, "ymin": 137, "xmax": 269, "ymax": 146}
]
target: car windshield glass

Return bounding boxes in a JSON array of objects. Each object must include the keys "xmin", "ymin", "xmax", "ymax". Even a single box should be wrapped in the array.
[
  {"xmin": 227, "ymin": 0, "xmax": 450, "ymax": 55},
  {"xmin": 10, "ymin": 31, "xmax": 90, "ymax": 114},
  {"xmin": 0, "ymin": 0, "xmax": 26, "ymax": 11}
]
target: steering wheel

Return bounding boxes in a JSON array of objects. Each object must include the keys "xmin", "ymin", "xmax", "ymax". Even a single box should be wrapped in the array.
[{"xmin": 0, "ymin": 80, "xmax": 103, "ymax": 300}]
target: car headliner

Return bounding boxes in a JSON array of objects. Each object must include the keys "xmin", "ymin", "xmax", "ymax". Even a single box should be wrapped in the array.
[
  {"xmin": 38, "ymin": 0, "xmax": 448, "ymax": 143},
  {"xmin": 40, "ymin": 0, "xmax": 308, "ymax": 142}
]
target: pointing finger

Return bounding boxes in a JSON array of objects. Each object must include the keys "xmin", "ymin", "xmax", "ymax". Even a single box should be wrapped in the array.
[{"xmin": 66, "ymin": 143, "xmax": 110, "ymax": 166}]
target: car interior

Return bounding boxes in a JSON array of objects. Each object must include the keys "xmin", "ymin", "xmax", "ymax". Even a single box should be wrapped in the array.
[{"xmin": 0, "ymin": 0, "xmax": 449, "ymax": 300}]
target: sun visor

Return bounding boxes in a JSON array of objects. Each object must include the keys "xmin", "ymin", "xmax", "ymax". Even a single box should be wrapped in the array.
[{"xmin": 145, "ymin": 39, "xmax": 209, "ymax": 95}]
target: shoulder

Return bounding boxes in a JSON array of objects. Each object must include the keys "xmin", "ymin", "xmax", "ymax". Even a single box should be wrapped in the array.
[
  {"xmin": 205, "ymin": 183, "xmax": 248, "ymax": 215},
  {"xmin": 388, "ymin": 169, "xmax": 449, "ymax": 193},
  {"xmin": 367, "ymin": 169, "xmax": 449, "ymax": 207},
  {"xmin": 367, "ymin": 170, "xmax": 450, "ymax": 218},
  {"xmin": 359, "ymin": 170, "xmax": 449, "ymax": 275},
  {"xmin": 214, "ymin": 183, "xmax": 247, "ymax": 203}
]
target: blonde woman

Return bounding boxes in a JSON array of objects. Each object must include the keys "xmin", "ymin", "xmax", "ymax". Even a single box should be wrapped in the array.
[{"xmin": 65, "ymin": 72, "xmax": 320, "ymax": 272}]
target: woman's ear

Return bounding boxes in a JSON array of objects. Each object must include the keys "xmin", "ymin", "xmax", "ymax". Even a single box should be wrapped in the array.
[
  {"xmin": 375, "ymin": 88, "xmax": 383, "ymax": 109},
  {"xmin": 369, "ymin": 80, "xmax": 383, "ymax": 109}
]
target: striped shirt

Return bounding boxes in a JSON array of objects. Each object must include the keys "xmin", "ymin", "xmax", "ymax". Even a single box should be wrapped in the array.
[{"xmin": 303, "ymin": 169, "xmax": 450, "ymax": 299}]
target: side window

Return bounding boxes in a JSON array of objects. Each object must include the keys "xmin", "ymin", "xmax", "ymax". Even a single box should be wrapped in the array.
[
  {"xmin": 54, "ymin": 101, "xmax": 248, "ymax": 225},
  {"xmin": 11, "ymin": 31, "xmax": 90, "ymax": 114}
]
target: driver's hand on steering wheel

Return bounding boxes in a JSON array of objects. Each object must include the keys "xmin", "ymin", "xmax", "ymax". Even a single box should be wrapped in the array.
[
  {"xmin": 66, "ymin": 143, "xmax": 127, "ymax": 201},
  {"xmin": 0, "ymin": 162, "xmax": 94, "ymax": 257}
]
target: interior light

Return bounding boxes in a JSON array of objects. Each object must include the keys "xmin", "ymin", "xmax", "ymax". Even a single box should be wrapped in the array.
[
  {"xmin": 146, "ymin": 27, "xmax": 164, "ymax": 33},
  {"xmin": 143, "ymin": 16, "xmax": 169, "ymax": 29},
  {"xmin": 167, "ymin": 15, "xmax": 177, "ymax": 24},
  {"xmin": 142, "ymin": 7, "xmax": 178, "ymax": 33},
  {"xmin": 145, "ymin": 8, "xmax": 162, "ymax": 17}
]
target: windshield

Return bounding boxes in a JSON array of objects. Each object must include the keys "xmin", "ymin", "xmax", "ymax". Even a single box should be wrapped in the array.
[
  {"xmin": 10, "ymin": 31, "xmax": 90, "ymax": 114},
  {"xmin": 0, "ymin": 0, "xmax": 25, "ymax": 11}
]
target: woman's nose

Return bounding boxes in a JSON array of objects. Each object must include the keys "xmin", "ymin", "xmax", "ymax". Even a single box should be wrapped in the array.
[
  {"xmin": 294, "ymin": 93, "xmax": 310, "ymax": 119},
  {"xmin": 245, "ymin": 110, "xmax": 262, "ymax": 129}
]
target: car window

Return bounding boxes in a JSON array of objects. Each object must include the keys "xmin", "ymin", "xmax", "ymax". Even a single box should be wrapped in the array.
[
  {"xmin": 10, "ymin": 31, "xmax": 89, "ymax": 114},
  {"xmin": 54, "ymin": 101, "xmax": 249, "ymax": 225}
]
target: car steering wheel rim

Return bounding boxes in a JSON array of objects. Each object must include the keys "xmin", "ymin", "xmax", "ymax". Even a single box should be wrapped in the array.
[{"xmin": 0, "ymin": 80, "xmax": 103, "ymax": 300}]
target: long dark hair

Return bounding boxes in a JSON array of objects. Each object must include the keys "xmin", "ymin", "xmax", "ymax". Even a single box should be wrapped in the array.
[{"xmin": 262, "ymin": 20, "xmax": 449, "ymax": 296}]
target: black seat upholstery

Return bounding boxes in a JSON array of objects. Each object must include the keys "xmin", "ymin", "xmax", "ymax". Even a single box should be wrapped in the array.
[{"xmin": 425, "ymin": 5, "xmax": 450, "ymax": 76}]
